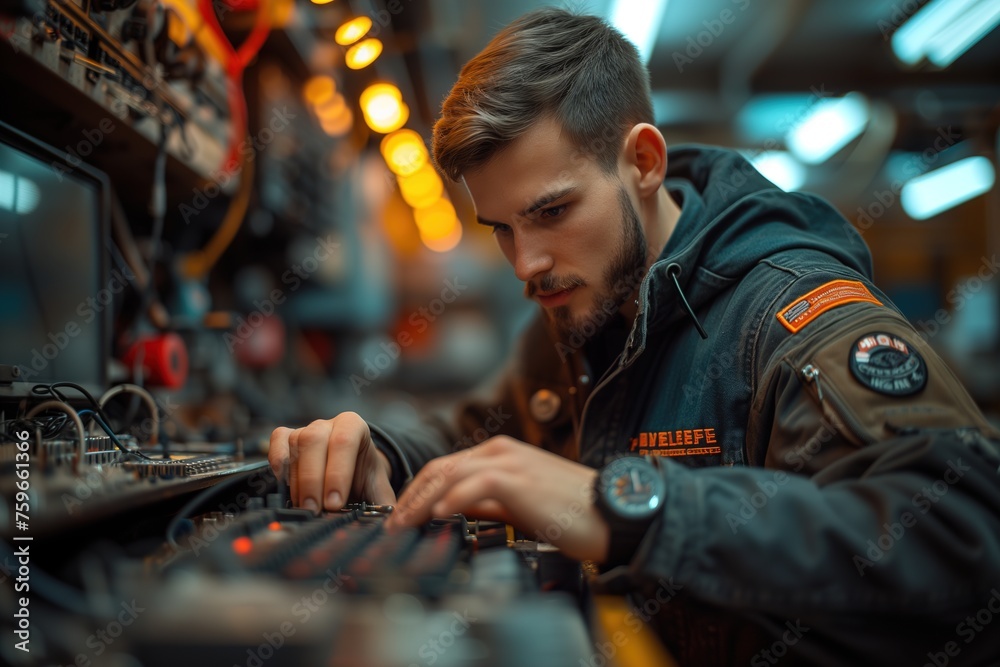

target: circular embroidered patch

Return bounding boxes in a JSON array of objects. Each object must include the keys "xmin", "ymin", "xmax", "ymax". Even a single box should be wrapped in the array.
[{"xmin": 848, "ymin": 332, "xmax": 927, "ymax": 396}]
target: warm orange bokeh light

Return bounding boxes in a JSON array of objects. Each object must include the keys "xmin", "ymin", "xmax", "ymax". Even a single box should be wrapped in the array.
[
  {"xmin": 360, "ymin": 83, "xmax": 408, "ymax": 133},
  {"xmin": 335, "ymin": 16, "xmax": 372, "ymax": 45},
  {"xmin": 398, "ymin": 164, "xmax": 443, "ymax": 208},
  {"xmin": 316, "ymin": 92, "xmax": 346, "ymax": 119},
  {"xmin": 380, "ymin": 129, "xmax": 428, "ymax": 176},
  {"xmin": 420, "ymin": 220, "xmax": 463, "ymax": 253},
  {"xmin": 413, "ymin": 198, "xmax": 458, "ymax": 240},
  {"xmin": 345, "ymin": 38, "xmax": 382, "ymax": 69},
  {"xmin": 304, "ymin": 75, "xmax": 336, "ymax": 105},
  {"xmin": 321, "ymin": 105, "xmax": 353, "ymax": 137}
]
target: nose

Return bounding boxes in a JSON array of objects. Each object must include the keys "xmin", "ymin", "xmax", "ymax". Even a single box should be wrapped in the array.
[{"xmin": 510, "ymin": 235, "xmax": 553, "ymax": 283}]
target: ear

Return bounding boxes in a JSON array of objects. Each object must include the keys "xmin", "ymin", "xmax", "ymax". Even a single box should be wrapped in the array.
[{"xmin": 622, "ymin": 123, "xmax": 668, "ymax": 199}]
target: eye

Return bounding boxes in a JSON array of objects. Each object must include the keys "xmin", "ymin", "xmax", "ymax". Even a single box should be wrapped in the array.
[
  {"xmin": 539, "ymin": 204, "xmax": 567, "ymax": 220},
  {"xmin": 491, "ymin": 223, "xmax": 512, "ymax": 235}
]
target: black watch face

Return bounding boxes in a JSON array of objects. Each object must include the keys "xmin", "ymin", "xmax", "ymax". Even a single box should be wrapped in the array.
[{"xmin": 601, "ymin": 457, "xmax": 665, "ymax": 520}]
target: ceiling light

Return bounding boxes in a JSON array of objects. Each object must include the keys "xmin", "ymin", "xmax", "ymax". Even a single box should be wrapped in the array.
[
  {"xmin": 607, "ymin": 0, "xmax": 669, "ymax": 64},
  {"xmin": 901, "ymin": 156, "xmax": 995, "ymax": 219},
  {"xmin": 786, "ymin": 93, "xmax": 869, "ymax": 164},
  {"xmin": 891, "ymin": 0, "xmax": 1000, "ymax": 67},
  {"xmin": 742, "ymin": 151, "xmax": 806, "ymax": 192}
]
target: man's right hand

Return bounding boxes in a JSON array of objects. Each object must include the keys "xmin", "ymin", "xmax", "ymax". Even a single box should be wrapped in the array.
[{"xmin": 268, "ymin": 412, "xmax": 397, "ymax": 512}]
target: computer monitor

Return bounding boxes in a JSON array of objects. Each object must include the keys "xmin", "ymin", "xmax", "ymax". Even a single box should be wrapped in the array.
[{"xmin": 0, "ymin": 119, "xmax": 110, "ymax": 399}]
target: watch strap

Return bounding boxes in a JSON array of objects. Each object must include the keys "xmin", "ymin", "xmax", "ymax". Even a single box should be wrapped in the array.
[{"xmin": 605, "ymin": 515, "xmax": 655, "ymax": 566}]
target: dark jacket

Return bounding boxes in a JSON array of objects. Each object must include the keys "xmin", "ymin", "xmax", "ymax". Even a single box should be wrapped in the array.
[{"xmin": 373, "ymin": 146, "xmax": 1000, "ymax": 666}]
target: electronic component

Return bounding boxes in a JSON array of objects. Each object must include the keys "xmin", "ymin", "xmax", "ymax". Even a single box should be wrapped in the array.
[{"xmin": 124, "ymin": 453, "xmax": 234, "ymax": 477}]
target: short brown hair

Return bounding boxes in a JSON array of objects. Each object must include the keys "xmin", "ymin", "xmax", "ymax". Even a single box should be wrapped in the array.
[{"xmin": 432, "ymin": 7, "xmax": 654, "ymax": 181}]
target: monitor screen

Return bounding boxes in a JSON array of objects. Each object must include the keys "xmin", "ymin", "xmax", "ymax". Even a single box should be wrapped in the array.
[{"xmin": 0, "ymin": 122, "xmax": 109, "ymax": 396}]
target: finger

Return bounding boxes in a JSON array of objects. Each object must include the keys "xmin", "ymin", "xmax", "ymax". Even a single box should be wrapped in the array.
[
  {"xmin": 288, "ymin": 428, "xmax": 301, "ymax": 507},
  {"xmin": 370, "ymin": 469, "xmax": 397, "ymax": 507},
  {"xmin": 268, "ymin": 427, "xmax": 292, "ymax": 480},
  {"xmin": 389, "ymin": 452, "xmax": 491, "ymax": 530},
  {"xmin": 350, "ymin": 443, "xmax": 397, "ymax": 509},
  {"xmin": 296, "ymin": 420, "xmax": 334, "ymax": 512},
  {"xmin": 444, "ymin": 499, "xmax": 512, "ymax": 524},
  {"xmin": 430, "ymin": 470, "xmax": 511, "ymax": 519},
  {"xmin": 321, "ymin": 412, "xmax": 365, "ymax": 510}
]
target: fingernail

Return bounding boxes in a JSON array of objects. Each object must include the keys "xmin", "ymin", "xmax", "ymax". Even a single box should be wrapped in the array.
[
  {"xmin": 303, "ymin": 498, "xmax": 318, "ymax": 513},
  {"xmin": 326, "ymin": 491, "xmax": 341, "ymax": 510}
]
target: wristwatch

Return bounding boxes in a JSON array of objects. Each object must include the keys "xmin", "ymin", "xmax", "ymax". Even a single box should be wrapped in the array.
[{"xmin": 593, "ymin": 456, "xmax": 666, "ymax": 566}]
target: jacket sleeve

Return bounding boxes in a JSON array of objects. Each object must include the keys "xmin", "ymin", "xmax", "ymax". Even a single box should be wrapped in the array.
[
  {"xmin": 625, "ymin": 304, "xmax": 1000, "ymax": 664},
  {"xmin": 370, "ymin": 315, "xmax": 577, "ymax": 491}
]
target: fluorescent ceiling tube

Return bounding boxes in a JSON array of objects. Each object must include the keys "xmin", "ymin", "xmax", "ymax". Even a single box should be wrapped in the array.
[
  {"xmin": 785, "ymin": 93, "xmax": 870, "ymax": 164},
  {"xmin": 901, "ymin": 156, "xmax": 996, "ymax": 220},
  {"xmin": 892, "ymin": 0, "xmax": 1000, "ymax": 67},
  {"xmin": 742, "ymin": 151, "xmax": 806, "ymax": 192},
  {"xmin": 608, "ymin": 0, "xmax": 669, "ymax": 64}
]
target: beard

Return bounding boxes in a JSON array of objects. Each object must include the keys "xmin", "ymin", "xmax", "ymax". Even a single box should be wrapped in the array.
[{"xmin": 546, "ymin": 185, "xmax": 650, "ymax": 339}]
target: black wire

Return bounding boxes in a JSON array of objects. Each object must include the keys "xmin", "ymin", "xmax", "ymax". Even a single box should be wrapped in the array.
[
  {"xmin": 78, "ymin": 409, "xmax": 153, "ymax": 461},
  {"xmin": 40, "ymin": 413, "xmax": 69, "ymax": 438},
  {"xmin": 0, "ymin": 417, "xmax": 44, "ymax": 442},
  {"xmin": 667, "ymin": 263, "xmax": 708, "ymax": 340},
  {"xmin": 30, "ymin": 382, "xmax": 113, "ymax": 425},
  {"xmin": 25, "ymin": 384, "xmax": 155, "ymax": 460}
]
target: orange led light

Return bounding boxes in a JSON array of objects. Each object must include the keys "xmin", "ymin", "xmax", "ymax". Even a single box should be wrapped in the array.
[
  {"xmin": 268, "ymin": 521, "xmax": 282, "ymax": 531},
  {"xmin": 232, "ymin": 536, "xmax": 253, "ymax": 555}
]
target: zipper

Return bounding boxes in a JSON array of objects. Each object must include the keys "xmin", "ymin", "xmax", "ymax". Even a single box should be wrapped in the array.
[
  {"xmin": 576, "ymin": 320, "xmax": 645, "ymax": 463},
  {"xmin": 576, "ymin": 354, "xmax": 628, "ymax": 464},
  {"xmin": 798, "ymin": 360, "xmax": 875, "ymax": 446},
  {"xmin": 801, "ymin": 364, "xmax": 823, "ymax": 402},
  {"xmin": 783, "ymin": 306, "xmax": 990, "ymax": 446}
]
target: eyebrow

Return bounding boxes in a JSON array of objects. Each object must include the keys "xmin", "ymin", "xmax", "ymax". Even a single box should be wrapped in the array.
[{"xmin": 475, "ymin": 186, "xmax": 577, "ymax": 227}]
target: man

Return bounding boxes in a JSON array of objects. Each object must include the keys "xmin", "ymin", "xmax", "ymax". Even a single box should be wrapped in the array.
[{"xmin": 270, "ymin": 8, "xmax": 1000, "ymax": 664}]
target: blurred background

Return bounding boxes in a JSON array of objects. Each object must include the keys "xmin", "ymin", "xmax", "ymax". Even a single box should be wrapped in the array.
[{"xmin": 2, "ymin": 0, "xmax": 998, "ymax": 444}]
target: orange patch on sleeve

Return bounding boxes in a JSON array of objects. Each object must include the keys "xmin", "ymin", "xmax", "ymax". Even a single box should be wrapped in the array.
[{"xmin": 776, "ymin": 279, "xmax": 882, "ymax": 334}]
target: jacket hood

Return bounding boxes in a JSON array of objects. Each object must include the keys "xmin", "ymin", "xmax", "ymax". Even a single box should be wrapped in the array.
[{"xmin": 637, "ymin": 144, "xmax": 874, "ymax": 335}]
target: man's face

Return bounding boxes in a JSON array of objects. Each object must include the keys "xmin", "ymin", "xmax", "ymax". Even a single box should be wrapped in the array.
[{"xmin": 464, "ymin": 116, "xmax": 651, "ymax": 338}]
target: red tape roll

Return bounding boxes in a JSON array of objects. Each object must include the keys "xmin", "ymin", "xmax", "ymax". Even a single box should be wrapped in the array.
[{"xmin": 123, "ymin": 333, "xmax": 189, "ymax": 389}]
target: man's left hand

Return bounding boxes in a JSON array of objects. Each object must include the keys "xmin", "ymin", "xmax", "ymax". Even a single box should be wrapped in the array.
[{"xmin": 383, "ymin": 437, "xmax": 610, "ymax": 563}]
